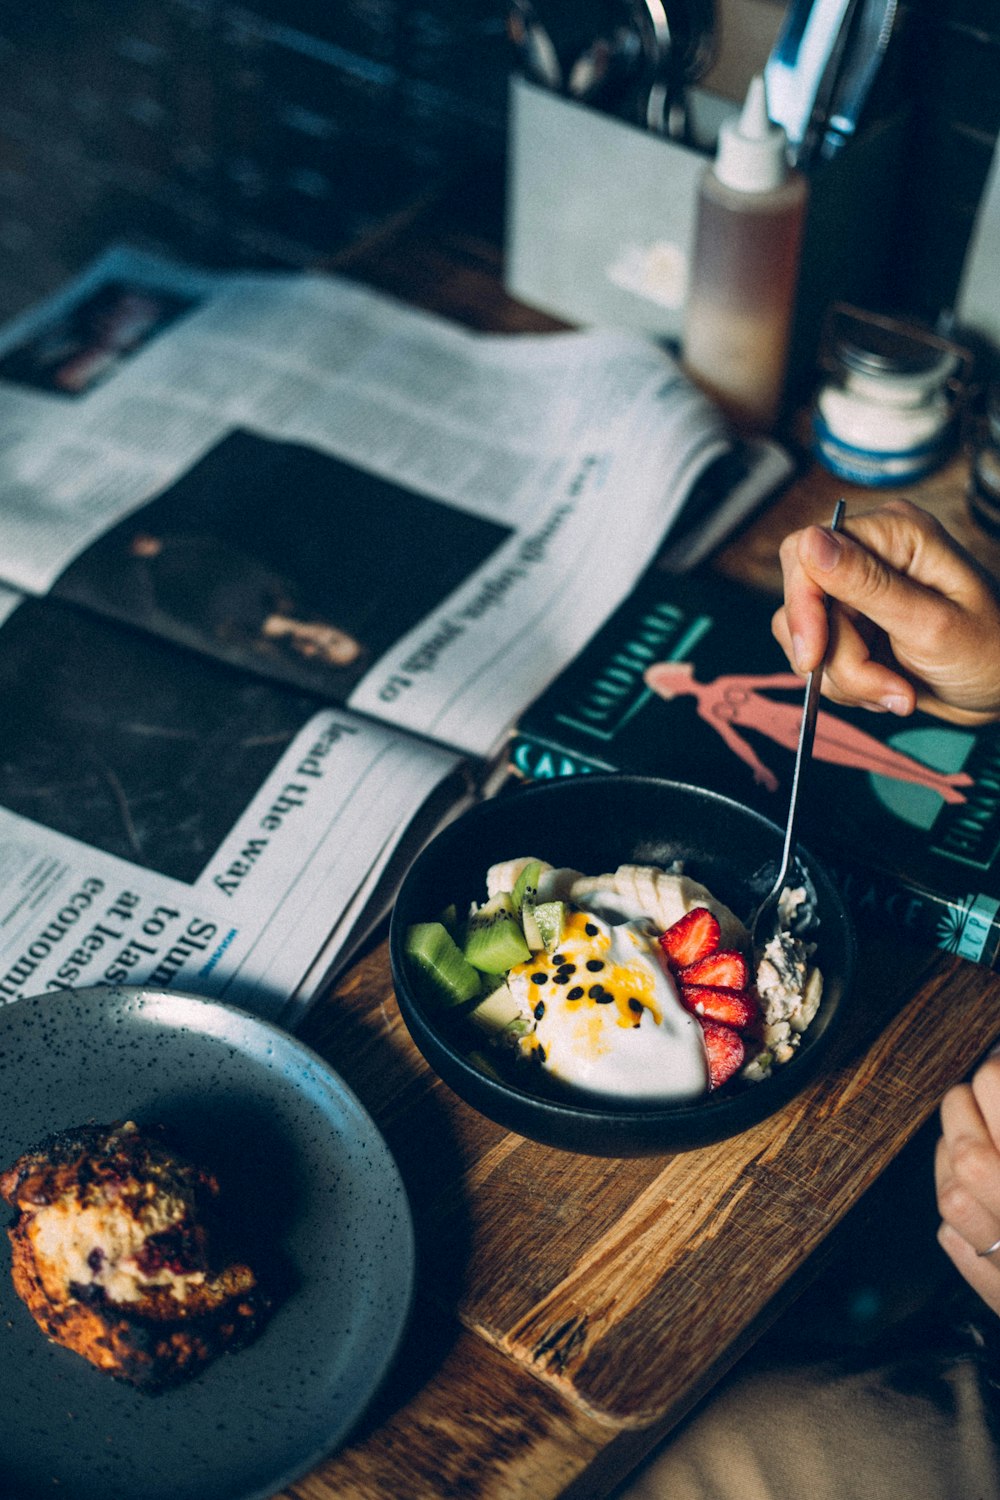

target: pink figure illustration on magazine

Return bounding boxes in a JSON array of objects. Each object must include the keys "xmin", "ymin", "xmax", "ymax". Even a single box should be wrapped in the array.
[{"xmin": 645, "ymin": 662, "xmax": 974, "ymax": 804}]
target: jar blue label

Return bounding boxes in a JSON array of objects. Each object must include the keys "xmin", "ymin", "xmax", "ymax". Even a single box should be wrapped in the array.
[{"xmin": 812, "ymin": 413, "xmax": 950, "ymax": 487}]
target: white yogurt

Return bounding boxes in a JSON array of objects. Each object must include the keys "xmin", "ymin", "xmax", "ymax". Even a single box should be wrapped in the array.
[{"xmin": 507, "ymin": 908, "xmax": 707, "ymax": 1102}]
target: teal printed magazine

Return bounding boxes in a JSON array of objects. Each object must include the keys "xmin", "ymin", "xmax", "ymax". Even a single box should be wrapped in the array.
[{"xmin": 508, "ymin": 568, "xmax": 1000, "ymax": 968}]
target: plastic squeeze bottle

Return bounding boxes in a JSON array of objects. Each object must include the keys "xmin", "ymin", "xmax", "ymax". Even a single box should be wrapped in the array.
[{"xmin": 682, "ymin": 75, "xmax": 808, "ymax": 433}]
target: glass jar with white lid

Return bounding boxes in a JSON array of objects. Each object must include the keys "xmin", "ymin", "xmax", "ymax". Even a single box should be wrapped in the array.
[{"xmin": 812, "ymin": 306, "xmax": 970, "ymax": 487}]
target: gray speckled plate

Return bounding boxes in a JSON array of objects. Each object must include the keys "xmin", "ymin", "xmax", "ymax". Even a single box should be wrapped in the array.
[{"xmin": 0, "ymin": 985, "xmax": 415, "ymax": 1500}]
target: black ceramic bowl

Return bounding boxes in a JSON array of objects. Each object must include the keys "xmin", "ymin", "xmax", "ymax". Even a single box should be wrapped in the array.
[{"xmin": 389, "ymin": 775, "xmax": 857, "ymax": 1156}]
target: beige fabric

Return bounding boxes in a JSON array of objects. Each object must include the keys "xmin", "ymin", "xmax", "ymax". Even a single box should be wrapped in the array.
[{"xmin": 619, "ymin": 1347, "xmax": 1000, "ymax": 1500}]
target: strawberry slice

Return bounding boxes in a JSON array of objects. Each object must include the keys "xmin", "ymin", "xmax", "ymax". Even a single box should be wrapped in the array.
[
  {"xmin": 659, "ymin": 907, "xmax": 720, "ymax": 969},
  {"xmin": 680, "ymin": 949, "xmax": 749, "ymax": 990},
  {"xmin": 698, "ymin": 1017, "xmax": 745, "ymax": 1089},
  {"xmin": 679, "ymin": 983, "xmax": 758, "ymax": 1031}
]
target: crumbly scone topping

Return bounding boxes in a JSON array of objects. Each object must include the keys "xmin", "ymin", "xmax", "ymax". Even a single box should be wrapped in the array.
[
  {"xmin": 1, "ymin": 1118, "xmax": 271, "ymax": 1389},
  {"xmin": 2, "ymin": 1119, "xmax": 215, "ymax": 1307}
]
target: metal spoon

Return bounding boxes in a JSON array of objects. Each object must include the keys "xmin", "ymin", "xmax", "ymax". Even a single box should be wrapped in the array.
[{"xmin": 749, "ymin": 497, "xmax": 845, "ymax": 952}]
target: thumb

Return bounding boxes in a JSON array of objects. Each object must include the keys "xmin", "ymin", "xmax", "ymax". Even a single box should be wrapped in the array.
[{"xmin": 797, "ymin": 524, "xmax": 931, "ymax": 640}]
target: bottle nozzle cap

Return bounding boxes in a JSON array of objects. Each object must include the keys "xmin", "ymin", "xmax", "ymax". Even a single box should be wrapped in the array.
[
  {"xmin": 715, "ymin": 75, "xmax": 790, "ymax": 193},
  {"xmin": 740, "ymin": 76, "xmax": 772, "ymax": 140}
]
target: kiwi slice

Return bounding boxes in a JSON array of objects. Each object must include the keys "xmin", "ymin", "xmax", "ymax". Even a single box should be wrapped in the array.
[
  {"xmin": 521, "ymin": 891, "xmax": 565, "ymax": 953},
  {"xmin": 521, "ymin": 896, "xmax": 544, "ymax": 952},
  {"xmin": 534, "ymin": 900, "xmax": 565, "ymax": 952},
  {"xmin": 405, "ymin": 921, "xmax": 483, "ymax": 1006},
  {"xmin": 511, "ymin": 859, "xmax": 543, "ymax": 915},
  {"xmin": 467, "ymin": 980, "xmax": 531, "ymax": 1037},
  {"xmin": 513, "ymin": 860, "xmax": 547, "ymax": 951},
  {"xmin": 463, "ymin": 892, "xmax": 531, "ymax": 973},
  {"xmin": 438, "ymin": 902, "xmax": 459, "ymax": 936}
]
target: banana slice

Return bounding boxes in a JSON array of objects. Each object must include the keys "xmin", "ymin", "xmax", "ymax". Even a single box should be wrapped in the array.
[
  {"xmin": 485, "ymin": 857, "xmax": 552, "ymax": 900},
  {"xmin": 566, "ymin": 864, "xmax": 748, "ymax": 948}
]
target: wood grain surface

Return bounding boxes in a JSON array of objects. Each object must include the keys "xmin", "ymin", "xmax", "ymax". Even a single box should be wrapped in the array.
[
  {"xmin": 715, "ymin": 442, "xmax": 1000, "ymax": 598},
  {"xmin": 267, "ymin": 179, "xmax": 1000, "ymax": 1499}
]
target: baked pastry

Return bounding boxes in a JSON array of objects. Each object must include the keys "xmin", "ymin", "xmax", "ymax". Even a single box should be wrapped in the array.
[{"xmin": 0, "ymin": 1119, "xmax": 271, "ymax": 1390}]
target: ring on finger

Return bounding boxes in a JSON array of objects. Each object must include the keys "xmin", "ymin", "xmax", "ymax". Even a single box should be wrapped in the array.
[{"xmin": 976, "ymin": 1236, "xmax": 1000, "ymax": 1259}]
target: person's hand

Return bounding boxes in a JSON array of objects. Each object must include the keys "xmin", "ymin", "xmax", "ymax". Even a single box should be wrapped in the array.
[
  {"xmin": 936, "ymin": 1053, "xmax": 1000, "ymax": 1318},
  {"xmin": 772, "ymin": 498, "xmax": 1000, "ymax": 724}
]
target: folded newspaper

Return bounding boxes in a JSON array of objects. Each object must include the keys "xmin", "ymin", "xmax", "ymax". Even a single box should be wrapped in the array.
[{"xmin": 0, "ymin": 246, "xmax": 792, "ymax": 1027}]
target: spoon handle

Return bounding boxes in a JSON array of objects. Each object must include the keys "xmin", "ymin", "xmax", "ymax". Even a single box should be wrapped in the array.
[{"xmin": 772, "ymin": 497, "xmax": 845, "ymax": 892}]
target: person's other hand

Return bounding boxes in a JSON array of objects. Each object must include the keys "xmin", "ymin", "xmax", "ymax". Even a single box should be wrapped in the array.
[
  {"xmin": 772, "ymin": 498, "xmax": 1000, "ymax": 724},
  {"xmin": 936, "ymin": 1054, "xmax": 1000, "ymax": 1319}
]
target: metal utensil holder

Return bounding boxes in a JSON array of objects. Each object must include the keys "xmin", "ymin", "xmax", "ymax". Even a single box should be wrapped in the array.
[{"xmin": 504, "ymin": 75, "xmax": 734, "ymax": 345}]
